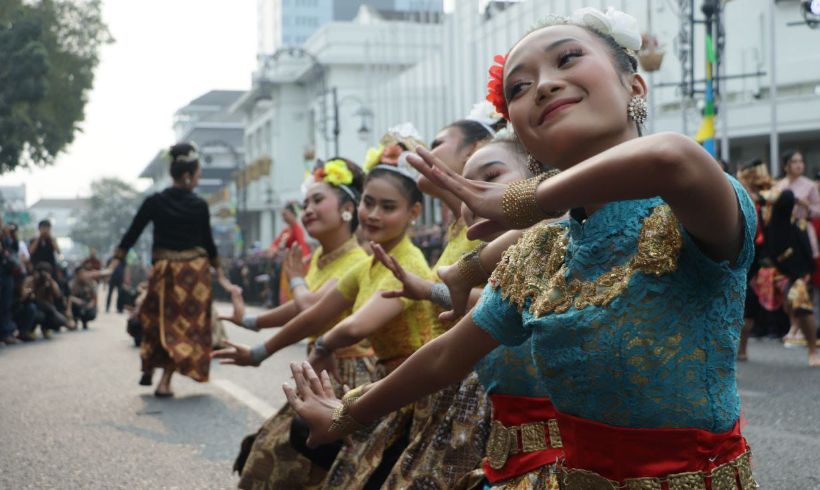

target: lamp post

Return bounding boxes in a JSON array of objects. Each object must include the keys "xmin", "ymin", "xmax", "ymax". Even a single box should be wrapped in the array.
[{"xmin": 331, "ymin": 92, "xmax": 374, "ymax": 151}]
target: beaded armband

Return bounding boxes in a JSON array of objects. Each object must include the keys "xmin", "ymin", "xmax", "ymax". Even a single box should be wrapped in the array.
[
  {"xmin": 329, "ymin": 392, "xmax": 366, "ymax": 437},
  {"xmin": 501, "ymin": 170, "xmax": 564, "ymax": 229},
  {"xmin": 455, "ymin": 243, "xmax": 490, "ymax": 289}
]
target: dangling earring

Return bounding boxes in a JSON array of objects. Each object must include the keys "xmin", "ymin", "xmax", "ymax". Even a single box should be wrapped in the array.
[
  {"xmin": 341, "ymin": 211, "xmax": 353, "ymax": 222},
  {"xmin": 527, "ymin": 154, "xmax": 544, "ymax": 176},
  {"xmin": 627, "ymin": 96, "xmax": 648, "ymax": 126}
]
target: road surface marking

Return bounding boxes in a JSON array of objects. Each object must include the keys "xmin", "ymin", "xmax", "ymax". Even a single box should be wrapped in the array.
[{"xmin": 212, "ymin": 378, "xmax": 276, "ymax": 419}]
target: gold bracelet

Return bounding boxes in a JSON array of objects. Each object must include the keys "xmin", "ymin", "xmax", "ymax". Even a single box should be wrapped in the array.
[
  {"xmin": 456, "ymin": 243, "xmax": 490, "ymax": 288},
  {"xmin": 501, "ymin": 170, "xmax": 564, "ymax": 229},
  {"xmin": 329, "ymin": 394, "xmax": 366, "ymax": 437},
  {"xmin": 342, "ymin": 384, "xmax": 369, "ymax": 403}
]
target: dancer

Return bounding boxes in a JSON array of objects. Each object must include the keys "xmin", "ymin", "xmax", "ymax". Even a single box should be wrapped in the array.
[
  {"xmin": 217, "ymin": 158, "xmax": 376, "ymax": 489},
  {"xmin": 363, "ymin": 113, "xmax": 502, "ymax": 489},
  {"xmin": 286, "ymin": 7, "xmax": 758, "ymax": 488},
  {"xmin": 214, "ymin": 130, "xmax": 437, "ymax": 489},
  {"xmin": 108, "ymin": 142, "xmax": 236, "ymax": 397},
  {"xmin": 378, "ymin": 133, "xmax": 567, "ymax": 488}
]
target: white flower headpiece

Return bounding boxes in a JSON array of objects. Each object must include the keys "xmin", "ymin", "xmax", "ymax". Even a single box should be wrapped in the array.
[
  {"xmin": 465, "ymin": 100, "xmax": 502, "ymax": 136},
  {"xmin": 386, "ymin": 122, "xmax": 423, "ymax": 143},
  {"xmin": 570, "ymin": 6, "xmax": 642, "ymax": 52}
]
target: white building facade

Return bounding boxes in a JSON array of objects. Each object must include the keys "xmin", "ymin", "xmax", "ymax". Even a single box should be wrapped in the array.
[
  {"xmin": 239, "ymin": 0, "xmax": 820, "ymax": 248},
  {"xmin": 370, "ymin": 0, "xmax": 820, "ymax": 175},
  {"xmin": 235, "ymin": 9, "xmax": 444, "ymax": 248}
]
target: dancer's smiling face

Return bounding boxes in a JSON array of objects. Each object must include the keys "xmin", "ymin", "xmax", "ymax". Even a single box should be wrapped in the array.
[
  {"xmin": 358, "ymin": 173, "xmax": 421, "ymax": 245},
  {"xmin": 301, "ymin": 182, "xmax": 351, "ymax": 239},
  {"xmin": 503, "ymin": 24, "xmax": 645, "ymax": 169}
]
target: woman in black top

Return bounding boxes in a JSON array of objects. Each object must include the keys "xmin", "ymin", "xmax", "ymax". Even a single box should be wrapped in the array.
[
  {"xmin": 108, "ymin": 142, "xmax": 237, "ymax": 396},
  {"xmin": 763, "ymin": 189, "xmax": 819, "ymax": 366}
]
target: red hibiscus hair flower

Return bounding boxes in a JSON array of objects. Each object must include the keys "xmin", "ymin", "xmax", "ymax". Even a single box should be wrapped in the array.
[{"xmin": 486, "ymin": 54, "xmax": 508, "ymax": 120}]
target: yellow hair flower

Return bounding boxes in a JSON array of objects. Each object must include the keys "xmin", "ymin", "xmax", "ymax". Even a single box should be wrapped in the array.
[
  {"xmin": 364, "ymin": 144, "xmax": 384, "ymax": 173},
  {"xmin": 323, "ymin": 159, "xmax": 354, "ymax": 186}
]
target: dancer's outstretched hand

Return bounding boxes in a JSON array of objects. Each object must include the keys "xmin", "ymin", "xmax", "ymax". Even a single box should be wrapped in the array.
[
  {"xmin": 406, "ymin": 148, "xmax": 509, "ymax": 240},
  {"xmin": 218, "ymin": 287, "xmax": 246, "ymax": 326},
  {"xmin": 283, "ymin": 244, "xmax": 305, "ymax": 282},
  {"xmin": 372, "ymin": 242, "xmax": 433, "ymax": 301},
  {"xmin": 211, "ymin": 340, "xmax": 256, "ymax": 366},
  {"xmin": 435, "ymin": 263, "xmax": 471, "ymax": 321},
  {"xmin": 283, "ymin": 362, "xmax": 342, "ymax": 448}
]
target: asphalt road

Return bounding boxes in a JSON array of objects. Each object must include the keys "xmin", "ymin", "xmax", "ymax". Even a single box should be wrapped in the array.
[{"xmin": 1, "ymin": 302, "xmax": 819, "ymax": 489}]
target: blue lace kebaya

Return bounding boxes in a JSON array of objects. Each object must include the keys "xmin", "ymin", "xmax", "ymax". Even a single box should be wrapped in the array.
[{"xmin": 473, "ymin": 175, "xmax": 756, "ymax": 432}]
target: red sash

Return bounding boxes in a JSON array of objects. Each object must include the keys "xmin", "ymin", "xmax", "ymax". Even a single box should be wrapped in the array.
[{"xmin": 557, "ymin": 411, "xmax": 752, "ymax": 487}]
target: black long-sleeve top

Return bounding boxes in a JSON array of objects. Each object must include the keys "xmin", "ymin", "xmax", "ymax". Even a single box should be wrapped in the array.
[{"xmin": 116, "ymin": 187, "xmax": 219, "ymax": 266}]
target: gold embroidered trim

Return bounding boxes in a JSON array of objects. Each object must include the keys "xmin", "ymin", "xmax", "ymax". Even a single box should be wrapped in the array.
[
  {"xmin": 560, "ymin": 450, "xmax": 756, "ymax": 490},
  {"xmin": 317, "ymin": 237, "xmax": 359, "ymax": 269},
  {"xmin": 490, "ymin": 205, "xmax": 683, "ymax": 318},
  {"xmin": 486, "ymin": 418, "xmax": 563, "ymax": 470}
]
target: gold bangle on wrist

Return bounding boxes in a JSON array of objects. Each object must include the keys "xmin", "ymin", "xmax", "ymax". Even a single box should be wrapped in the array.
[
  {"xmin": 456, "ymin": 243, "xmax": 490, "ymax": 288},
  {"xmin": 501, "ymin": 170, "xmax": 564, "ymax": 229},
  {"xmin": 329, "ymin": 394, "xmax": 366, "ymax": 437}
]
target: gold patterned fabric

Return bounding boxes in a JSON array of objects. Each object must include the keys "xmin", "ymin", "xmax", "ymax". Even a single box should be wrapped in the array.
[
  {"xmin": 139, "ymin": 253, "xmax": 212, "ymax": 382},
  {"xmin": 335, "ymin": 235, "xmax": 438, "ymax": 361},
  {"xmin": 382, "ymin": 372, "xmax": 492, "ymax": 490},
  {"xmin": 304, "ymin": 239, "xmax": 373, "ymax": 358},
  {"xmin": 484, "ymin": 463, "xmax": 560, "ymax": 490},
  {"xmin": 238, "ymin": 357, "xmax": 379, "ymax": 490},
  {"xmin": 239, "ymin": 240, "xmax": 375, "ymax": 489},
  {"xmin": 491, "ymin": 205, "xmax": 683, "ymax": 318},
  {"xmin": 559, "ymin": 451, "xmax": 756, "ymax": 490},
  {"xmin": 322, "ymin": 403, "xmax": 414, "ymax": 490}
]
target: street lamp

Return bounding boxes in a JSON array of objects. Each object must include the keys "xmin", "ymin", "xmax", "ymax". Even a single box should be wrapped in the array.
[{"xmin": 332, "ymin": 93, "xmax": 374, "ymax": 150}]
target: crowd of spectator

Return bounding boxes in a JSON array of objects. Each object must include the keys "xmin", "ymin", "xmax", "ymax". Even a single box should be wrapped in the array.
[{"xmin": 0, "ymin": 219, "xmax": 101, "ymax": 345}]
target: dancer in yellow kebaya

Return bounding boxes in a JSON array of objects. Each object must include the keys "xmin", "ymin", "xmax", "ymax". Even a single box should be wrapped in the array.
[{"xmin": 216, "ymin": 157, "xmax": 374, "ymax": 489}]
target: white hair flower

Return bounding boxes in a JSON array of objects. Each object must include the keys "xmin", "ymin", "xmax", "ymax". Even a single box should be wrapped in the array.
[{"xmin": 570, "ymin": 6, "xmax": 642, "ymax": 51}]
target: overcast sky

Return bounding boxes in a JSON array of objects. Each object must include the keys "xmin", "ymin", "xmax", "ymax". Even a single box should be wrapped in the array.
[{"xmin": 0, "ymin": 0, "xmax": 257, "ymax": 205}]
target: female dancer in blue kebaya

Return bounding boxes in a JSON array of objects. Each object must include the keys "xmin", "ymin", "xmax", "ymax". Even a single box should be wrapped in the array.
[{"xmin": 284, "ymin": 7, "xmax": 758, "ymax": 488}]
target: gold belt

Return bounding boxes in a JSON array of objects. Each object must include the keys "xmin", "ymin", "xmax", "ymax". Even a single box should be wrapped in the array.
[
  {"xmin": 153, "ymin": 247, "xmax": 208, "ymax": 262},
  {"xmin": 560, "ymin": 451, "xmax": 756, "ymax": 490},
  {"xmin": 487, "ymin": 419, "xmax": 563, "ymax": 470}
]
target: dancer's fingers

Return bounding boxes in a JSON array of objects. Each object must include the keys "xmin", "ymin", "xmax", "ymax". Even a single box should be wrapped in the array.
[
  {"xmin": 283, "ymin": 382, "xmax": 303, "ymax": 407},
  {"xmin": 290, "ymin": 362, "xmax": 312, "ymax": 400},
  {"xmin": 320, "ymin": 370, "xmax": 335, "ymax": 398},
  {"xmin": 210, "ymin": 347, "xmax": 235, "ymax": 359},
  {"xmin": 303, "ymin": 361, "xmax": 324, "ymax": 396}
]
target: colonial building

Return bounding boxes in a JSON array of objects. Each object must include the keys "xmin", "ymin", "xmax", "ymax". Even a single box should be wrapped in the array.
[{"xmin": 233, "ymin": 5, "xmax": 444, "ymax": 248}]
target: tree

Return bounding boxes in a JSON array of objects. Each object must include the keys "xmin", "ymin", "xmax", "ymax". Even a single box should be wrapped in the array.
[
  {"xmin": 0, "ymin": 0, "xmax": 111, "ymax": 173},
  {"xmin": 70, "ymin": 178, "xmax": 143, "ymax": 256}
]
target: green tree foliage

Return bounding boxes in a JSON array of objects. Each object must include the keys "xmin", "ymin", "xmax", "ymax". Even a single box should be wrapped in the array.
[
  {"xmin": 0, "ymin": 0, "xmax": 111, "ymax": 173},
  {"xmin": 70, "ymin": 177, "xmax": 143, "ymax": 254}
]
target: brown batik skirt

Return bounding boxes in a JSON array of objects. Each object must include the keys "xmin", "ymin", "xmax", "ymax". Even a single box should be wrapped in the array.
[
  {"xmin": 238, "ymin": 355, "xmax": 380, "ymax": 490},
  {"xmin": 139, "ymin": 252, "xmax": 212, "ymax": 382},
  {"xmin": 383, "ymin": 371, "xmax": 492, "ymax": 490}
]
